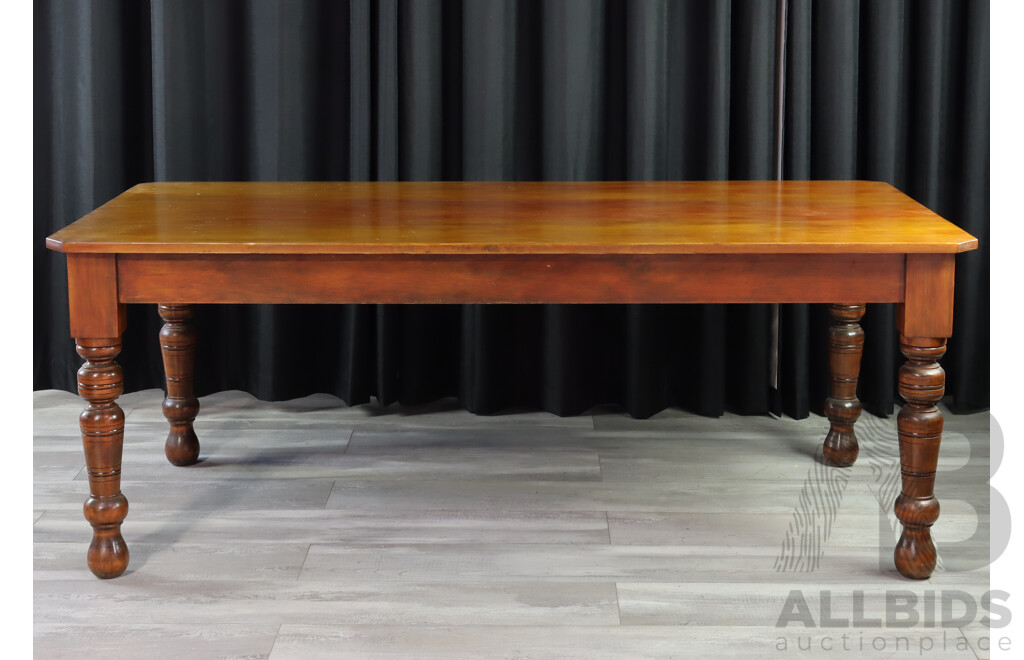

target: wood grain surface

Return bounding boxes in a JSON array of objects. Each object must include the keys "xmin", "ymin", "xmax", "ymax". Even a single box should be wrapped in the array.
[
  {"xmin": 46, "ymin": 181, "xmax": 977, "ymax": 255},
  {"xmin": 116, "ymin": 253, "xmax": 906, "ymax": 305}
]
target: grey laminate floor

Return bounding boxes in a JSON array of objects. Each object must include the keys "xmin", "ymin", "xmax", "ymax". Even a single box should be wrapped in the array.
[{"xmin": 34, "ymin": 389, "xmax": 993, "ymax": 659}]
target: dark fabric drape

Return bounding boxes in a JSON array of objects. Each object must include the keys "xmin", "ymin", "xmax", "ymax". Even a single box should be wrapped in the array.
[
  {"xmin": 34, "ymin": 0, "xmax": 989, "ymax": 419},
  {"xmin": 779, "ymin": 0, "xmax": 989, "ymax": 417}
]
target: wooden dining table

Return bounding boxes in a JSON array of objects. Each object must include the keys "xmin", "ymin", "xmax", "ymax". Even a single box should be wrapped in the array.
[{"xmin": 45, "ymin": 180, "xmax": 978, "ymax": 581}]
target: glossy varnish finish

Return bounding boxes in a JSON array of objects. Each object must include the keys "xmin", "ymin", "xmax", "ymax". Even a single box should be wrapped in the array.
[
  {"xmin": 117, "ymin": 254, "xmax": 906, "ymax": 305},
  {"xmin": 75, "ymin": 337, "xmax": 128, "ymax": 579},
  {"xmin": 823, "ymin": 304, "xmax": 866, "ymax": 467},
  {"xmin": 46, "ymin": 181, "xmax": 977, "ymax": 255},
  {"xmin": 44, "ymin": 181, "xmax": 978, "ymax": 581},
  {"xmin": 158, "ymin": 305, "xmax": 200, "ymax": 467},
  {"xmin": 893, "ymin": 336, "xmax": 947, "ymax": 579}
]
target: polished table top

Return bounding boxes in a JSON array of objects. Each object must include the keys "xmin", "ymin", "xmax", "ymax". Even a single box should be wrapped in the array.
[
  {"xmin": 45, "ymin": 180, "xmax": 978, "ymax": 255},
  {"xmin": 45, "ymin": 179, "xmax": 979, "ymax": 582}
]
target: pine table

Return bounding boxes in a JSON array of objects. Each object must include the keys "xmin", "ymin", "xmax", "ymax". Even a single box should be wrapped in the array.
[{"xmin": 45, "ymin": 180, "xmax": 979, "ymax": 580}]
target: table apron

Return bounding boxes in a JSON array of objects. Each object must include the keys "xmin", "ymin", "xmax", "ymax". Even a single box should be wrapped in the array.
[{"xmin": 116, "ymin": 253, "xmax": 906, "ymax": 305}]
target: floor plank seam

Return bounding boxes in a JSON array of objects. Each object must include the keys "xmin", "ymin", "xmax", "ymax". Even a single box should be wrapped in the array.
[
  {"xmin": 34, "ymin": 391, "xmax": 992, "ymax": 656},
  {"xmin": 266, "ymin": 623, "xmax": 284, "ymax": 660},
  {"xmin": 959, "ymin": 625, "xmax": 983, "ymax": 660},
  {"xmin": 323, "ymin": 480, "xmax": 335, "ymax": 510},
  {"xmin": 297, "ymin": 544, "xmax": 313, "ymax": 580},
  {"xmin": 613, "ymin": 582, "xmax": 623, "ymax": 626}
]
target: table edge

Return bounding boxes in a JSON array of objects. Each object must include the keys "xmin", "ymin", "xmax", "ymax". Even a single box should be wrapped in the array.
[{"xmin": 44, "ymin": 238, "xmax": 979, "ymax": 255}]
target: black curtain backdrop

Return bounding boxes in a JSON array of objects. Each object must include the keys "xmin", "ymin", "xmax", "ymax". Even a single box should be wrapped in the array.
[{"xmin": 34, "ymin": 0, "xmax": 989, "ymax": 419}]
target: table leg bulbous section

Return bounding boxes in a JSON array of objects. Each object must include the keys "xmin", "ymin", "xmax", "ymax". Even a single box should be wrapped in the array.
[
  {"xmin": 823, "ymin": 303, "xmax": 866, "ymax": 467},
  {"xmin": 76, "ymin": 337, "xmax": 129, "ymax": 579},
  {"xmin": 159, "ymin": 304, "xmax": 200, "ymax": 466},
  {"xmin": 893, "ymin": 335, "xmax": 945, "ymax": 579}
]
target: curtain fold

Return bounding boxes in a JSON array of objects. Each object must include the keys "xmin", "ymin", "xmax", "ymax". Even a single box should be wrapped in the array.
[
  {"xmin": 34, "ymin": 0, "xmax": 989, "ymax": 418},
  {"xmin": 782, "ymin": 0, "xmax": 989, "ymax": 416}
]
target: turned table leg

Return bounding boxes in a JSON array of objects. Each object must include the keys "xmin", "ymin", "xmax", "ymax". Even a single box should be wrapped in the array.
[
  {"xmin": 890, "ymin": 253, "xmax": 956, "ymax": 579},
  {"xmin": 893, "ymin": 335, "xmax": 945, "ymax": 579},
  {"xmin": 77, "ymin": 337, "xmax": 129, "ymax": 578},
  {"xmin": 823, "ymin": 303, "xmax": 866, "ymax": 467},
  {"xmin": 159, "ymin": 304, "xmax": 201, "ymax": 466}
]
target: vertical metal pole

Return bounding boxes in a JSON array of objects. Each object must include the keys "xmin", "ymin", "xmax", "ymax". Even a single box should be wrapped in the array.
[
  {"xmin": 773, "ymin": 0, "xmax": 788, "ymax": 183},
  {"xmin": 769, "ymin": 0, "xmax": 788, "ymax": 410}
]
